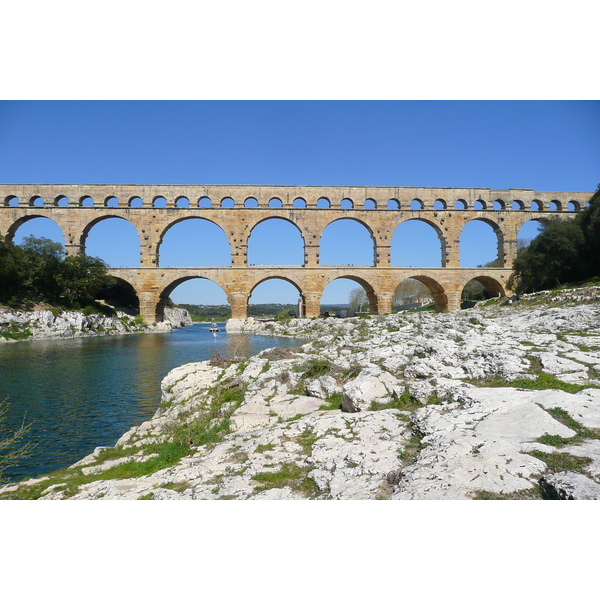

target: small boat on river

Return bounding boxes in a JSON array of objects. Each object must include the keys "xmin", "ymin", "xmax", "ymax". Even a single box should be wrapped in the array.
[{"xmin": 209, "ymin": 323, "xmax": 220, "ymax": 332}]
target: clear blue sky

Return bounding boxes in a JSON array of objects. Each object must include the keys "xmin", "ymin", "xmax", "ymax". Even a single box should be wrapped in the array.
[{"xmin": 2, "ymin": 100, "xmax": 598, "ymax": 304}]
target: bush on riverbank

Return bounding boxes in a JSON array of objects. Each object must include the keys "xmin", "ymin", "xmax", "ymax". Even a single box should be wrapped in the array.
[{"xmin": 0, "ymin": 235, "xmax": 137, "ymax": 315}]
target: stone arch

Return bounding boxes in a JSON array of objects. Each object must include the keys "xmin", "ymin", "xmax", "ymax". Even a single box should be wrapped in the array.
[
  {"xmin": 316, "ymin": 197, "xmax": 330, "ymax": 208},
  {"xmin": 128, "ymin": 196, "xmax": 144, "ymax": 208},
  {"xmin": 394, "ymin": 274, "xmax": 448, "ymax": 313},
  {"xmin": 363, "ymin": 198, "xmax": 376, "ymax": 209},
  {"xmin": 55, "ymin": 195, "xmax": 70, "ymax": 207},
  {"xmin": 387, "ymin": 198, "xmax": 400, "ymax": 209},
  {"xmin": 247, "ymin": 217, "xmax": 305, "ymax": 266},
  {"xmin": 153, "ymin": 196, "xmax": 168, "ymax": 208},
  {"xmin": 6, "ymin": 214, "xmax": 66, "ymax": 245},
  {"xmin": 321, "ymin": 275, "xmax": 379, "ymax": 314},
  {"xmin": 4, "ymin": 194, "xmax": 20, "ymax": 207},
  {"xmin": 392, "ymin": 277, "xmax": 435, "ymax": 310},
  {"xmin": 157, "ymin": 217, "xmax": 231, "ymax": 267},
  {"xmin": 247, "ymin": 276, "xmax": 305, "ymax": 316},
  {"xmin": 244, "ymin": 197, "xmax": 259, "ymax": 208},
  {"xmin": 81, "ymin": 215, "xmax": 141, "ymax": 266},
  {"xmin": 80, "ymin": 195, "xmax": 94, "ymax": 207},
  {"xmin": 493, "ymin": 199, "xmax": 505, "ymax": 210},
  {"xmin": 460, "ymin": 217, "xmax": 504, "ymax": 267},
  {"xmin": 319, "ymin": 217, "xmax": 376, "ymax": 266},
  {"xmin": 530, "ymin": 200, "xmax": 543, "ymax": 211},
  {"xmin": 549, "ymin": 199, "xmax": 562, "ymax": 212},
  {"xmin": 97, "ymin": 275, "xmax": 140, "ymax": 315},
  {"xmin": 29, "ymin": 195, "xmax": 44, "ymax": 207},
  {"xmin": 293, "ymin": 197, "xmax": 307, "ymax": 208},
  {"xmin": 410, "ymin": 199, "xmax": 423, "ymax": 210},
  {"xmin": 198, "ymin": 196, "xmax": 212, "ymax": 208},
  {"xmin": 391, "ymin": 218, "xmax": 445, "ymax": 267},
  {"xmin": 268, "ymin": 197, "xmax": 283, "ymax": 208},
  {"xmin": 567, "ymin": 200, "xmax": 580, "ymax": 212},
  {"xmin": 221, "ymin": 196, "xmax": 235, "ymax": 208},
  {"xmin": 340, "ymin": 198, "xmax": 354, "ymax": 209},
  {"xmin": 473, "ymin": 199, "xmax": 486, "ymax": 210},
  {"xmin": 176, "ymin": 196, "xmax": 190, "ymax": 208},
  {"xmin": 511, "ymin": 200, "xmax": 525, "ymax": 210},
  {"xmin": 156, "ymin": 275, "xmax": 229, "ymax": 322},
  {"xmin": 103, "ymin": 196, "xmax": 119, "ymax": 208},
  {"xmin": 433, "ymin": 199, "xmax": 447, "ymax": 210},
  {"xmin": 460, "ymin": 275, "xmax": 506, "ymax": 304},
  {"xmin": 517, "ymin": 218, "xmax": 544, "ymax": 251},
  {"xmin": 454, "ymin": 199, "xmax": 468, "ymax": 210}
]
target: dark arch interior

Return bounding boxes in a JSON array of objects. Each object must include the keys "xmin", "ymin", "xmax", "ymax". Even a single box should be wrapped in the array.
[
  {"xmin": 97, "ymin": 277, "xmax": 140, "ymax": 315},
  {"xmin": 461, "ymin": 276, "xmax": 505, "ymax": 306}
]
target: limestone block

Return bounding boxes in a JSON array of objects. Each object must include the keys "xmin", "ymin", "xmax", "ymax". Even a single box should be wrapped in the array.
[{"xmin": 540, "ymin": 471, "xmax": 600, "ymax": 500}]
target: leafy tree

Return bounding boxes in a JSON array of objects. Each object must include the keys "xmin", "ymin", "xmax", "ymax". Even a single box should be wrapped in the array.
[
  {"xmin": 0, "ymin": 236, "xmax": 28, "ymax": 303},
  {"xmin": 56, "ymin": 254, "xmax": 112, "ymax": 305},
  {"xmin": 20, "ymin": 235, "xmax": 64, "ymax": 303},
  {"xmin": 575, "ymin": 184, "xmax": 600, "ymax": 277},
  {"xmin": 510, "ymin": 218, "xmax": 585, "ymax": 293}
]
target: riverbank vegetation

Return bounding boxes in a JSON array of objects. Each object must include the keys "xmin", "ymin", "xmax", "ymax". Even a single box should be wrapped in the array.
[
  {"xmin": 510, "ymin": 185, "xmax": 600, "ymax": 293},
  {"xmin": 0, "ymin": 235, "xmax": 137, "ymax": 315}
]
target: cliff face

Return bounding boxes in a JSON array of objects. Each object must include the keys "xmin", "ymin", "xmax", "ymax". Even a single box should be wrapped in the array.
[
  {"xmin": 2, "ymin": 288, "xmax": 600, "ymax": 500},
  {"xmin": 0, "ymin": 306, "xmax": 192, "ymax": 343}
]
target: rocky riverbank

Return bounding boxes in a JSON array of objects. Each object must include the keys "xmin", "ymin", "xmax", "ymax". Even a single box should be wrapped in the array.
[
  {"xmin": 0, "ymin": 306, "xmax": 192, "ymax": 342},
  {"xmin": 2, "ymin": 287, "xmax": 600, "ymax": 500}
]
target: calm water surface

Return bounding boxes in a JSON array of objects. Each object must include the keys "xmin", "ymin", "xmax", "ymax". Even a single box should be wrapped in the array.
[{"xmin": 0, "ymin": 324, "xmax": 299, "ymax": 483}]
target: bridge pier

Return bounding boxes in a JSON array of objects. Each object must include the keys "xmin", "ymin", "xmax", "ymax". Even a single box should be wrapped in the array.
[
  {"xmin": 139, "ymin": 291, "xmax": 160, "ymax": 323},
  {"xmin": 376, "ymin": 292, "xmax": 394, "ymax": 315},
  {"xmin": 229, "ymin": 292, "xmax": 249, "ymax": 320},
  {"xmin": 445, "ymin": 291, "xmax": 462, "ymax": 312},
  {"xmin": 303, "ymin": 292, "xmax": 322, "ymax": 318}
]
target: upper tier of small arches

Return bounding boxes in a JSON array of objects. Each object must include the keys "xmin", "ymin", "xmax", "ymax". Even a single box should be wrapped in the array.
[
  {"xmin": 1, "ymin": 195, "xmax": 586, "ymax": 213},
  {"xmin": 1, "ymin": 185, "xmax": 590, "ymax": 213}
]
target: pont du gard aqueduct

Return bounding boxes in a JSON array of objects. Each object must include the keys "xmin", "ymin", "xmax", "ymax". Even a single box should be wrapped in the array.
[{"xmin": 0, "ymin": 184, "xmax": 591, "ymax": 322}]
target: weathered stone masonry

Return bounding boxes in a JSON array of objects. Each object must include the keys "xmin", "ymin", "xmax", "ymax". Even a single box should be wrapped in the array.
[{"xmin": 0, "ymin": 185, "xmax": 590, "ymax": 322}]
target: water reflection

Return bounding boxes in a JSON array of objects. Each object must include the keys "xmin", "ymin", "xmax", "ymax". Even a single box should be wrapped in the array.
[{"xmin": 0, "ymin": 324, "xmax": 299, "ymax": 482}]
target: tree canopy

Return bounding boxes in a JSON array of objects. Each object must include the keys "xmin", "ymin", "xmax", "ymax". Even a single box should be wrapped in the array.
[
  {"xmin": 0, "ymin": 235, "xmax": 115, "ymax": 310},
  {"xmin": 510, "ymin": 185, "xmax": 600, "ymax": 293}
]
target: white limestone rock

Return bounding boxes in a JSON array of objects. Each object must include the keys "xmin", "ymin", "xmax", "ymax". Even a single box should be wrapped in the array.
[
  {"xmin": 540, "ymin": 471, "xmax": 600, "ymax": 500},
  {"xmin": 305, "ymin": 375, "xmax": 342, "ymax": 399},
  {"xmin": 341, "ymin": 368, "xmax": 401, "ymax": 412}
]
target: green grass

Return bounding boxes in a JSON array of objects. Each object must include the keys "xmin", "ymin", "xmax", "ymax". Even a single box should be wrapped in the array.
[
  {"xmin": 319, "ymin": 392, "xmax": 342, "ymax": 411},
  {"xmin": 468, "ymin": 372, "xmax": 598, "ymax": 394},
  {"xmin": 255, "ymin": 442, "xmax": 275, "ymax": 453},
  {"xmin": 472, "ymin": 486, "xmax": 542, "ymax": 500},
  {"xmin": 533, "ymin": 407, "xmax": 600, "ymax": 447},
  {"xmin": 294, "ymin": 357, "xmax": 332, "ymax": 378},
  {"xmin": 251, "ymin": 462, "xmax": 318, "ymax": 497},
  {"xmin": 529, "ymin": 450, "xmax": 593, "ymax": 474},
  {"xmin": 370, "ymin": 387, "xmax": 443, "ymax": 412}
]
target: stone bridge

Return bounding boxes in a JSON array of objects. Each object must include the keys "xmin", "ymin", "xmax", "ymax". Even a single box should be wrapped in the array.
[{"xmin": 0, "ymin": 184, "xmax": 590, "ymax": 322}]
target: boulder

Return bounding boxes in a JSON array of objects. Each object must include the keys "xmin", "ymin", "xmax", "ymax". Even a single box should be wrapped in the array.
[
  {"xmin": 342, "ymin": 368, "xmax": 401, "ymax": 412},
  {"xmin": 539, "ymin": 471, "xmax": 600, "ymax": 500}
]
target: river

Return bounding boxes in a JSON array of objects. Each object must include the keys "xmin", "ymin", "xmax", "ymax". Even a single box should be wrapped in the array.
[{"xmin": 0, "ymin": 323, "xmax": 300, "ymax": 483}]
